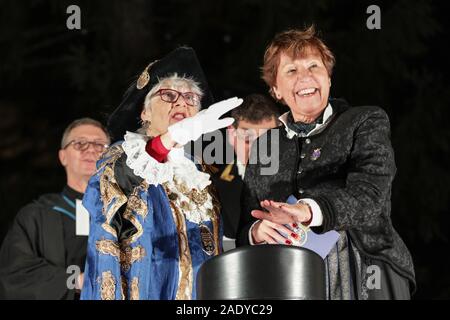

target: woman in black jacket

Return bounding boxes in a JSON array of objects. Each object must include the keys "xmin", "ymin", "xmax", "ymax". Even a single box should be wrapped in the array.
[{"xmin": 236, "ymin": 26, "xmax": 415, "ymax": 299}]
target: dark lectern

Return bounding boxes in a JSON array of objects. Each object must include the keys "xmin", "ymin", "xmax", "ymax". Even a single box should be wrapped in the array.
[{"xmin": 196, "ymin": 245, "xmax": 326, "ymax": 300}]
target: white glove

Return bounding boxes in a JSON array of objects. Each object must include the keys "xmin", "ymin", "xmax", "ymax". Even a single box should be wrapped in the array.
[{"xmin": 168, "ymin": 97, "xmax": 243, "ymax": 146}]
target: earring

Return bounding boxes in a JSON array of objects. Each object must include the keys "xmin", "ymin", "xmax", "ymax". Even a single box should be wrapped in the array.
[
  {"xmin": 140, "ymin": 119, "xmax": 151, "ymax": 130},
  {"xmin": 272, "ymin": 87, "xmax": 281, "ymax": 100}
]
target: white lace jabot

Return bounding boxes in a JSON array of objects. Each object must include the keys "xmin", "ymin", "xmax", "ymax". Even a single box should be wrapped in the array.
[{"xmin": 121, "ymin": 131, "xmax": 211, "ymax": 191}]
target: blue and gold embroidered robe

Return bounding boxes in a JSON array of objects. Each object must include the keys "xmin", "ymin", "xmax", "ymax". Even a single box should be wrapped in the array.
[{"xmin": 81, "ymin": 141, "xmax": 222, "ymax": 300}]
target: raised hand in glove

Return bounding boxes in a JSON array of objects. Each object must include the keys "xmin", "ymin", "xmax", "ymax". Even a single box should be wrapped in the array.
[{"xmin": 167, "ymin": 97, "xmax": 243, "ymax": 146}]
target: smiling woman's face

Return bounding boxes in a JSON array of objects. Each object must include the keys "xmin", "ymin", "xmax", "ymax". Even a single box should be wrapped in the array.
[
  {"xmin": 141, "ymin": 80, "xmax": 200, "ymax": 136},
  {"xmin": 273, "ymin": 49, "xmax": 331, "ymax": 123}
]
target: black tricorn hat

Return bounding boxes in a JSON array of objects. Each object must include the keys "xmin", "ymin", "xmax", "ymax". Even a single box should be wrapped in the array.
[{"xmin": 107, "ymin": 47, "xmax": 214, "ymax": 143}]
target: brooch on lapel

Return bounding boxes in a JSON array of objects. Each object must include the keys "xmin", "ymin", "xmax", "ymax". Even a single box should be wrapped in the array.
[{"xmin": 311, "ymin": 148, "xmax": 321, "ymax": 161}]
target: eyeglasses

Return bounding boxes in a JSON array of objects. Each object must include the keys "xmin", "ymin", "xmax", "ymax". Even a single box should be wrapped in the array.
[
  {"xmin": 63, "ymin": 139, "xmax": 109, "ymax": 152},
  {"xmin": 152, "ymin": 88, "xmax": 201, "ymax": 107}
]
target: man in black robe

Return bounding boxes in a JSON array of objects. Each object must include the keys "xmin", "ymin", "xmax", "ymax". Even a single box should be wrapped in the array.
[
  {"xmin": 0, "ymin": 118, "xmax": 109, "ymax": 299},
  {"xmin": 211, "ymin": 94, "xmax": 280, "ymax": 250}
]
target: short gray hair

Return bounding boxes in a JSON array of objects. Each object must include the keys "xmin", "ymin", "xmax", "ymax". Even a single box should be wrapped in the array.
[{"xmin": 61, "ymin": 117, "xmax": 110, "ymax": 148}]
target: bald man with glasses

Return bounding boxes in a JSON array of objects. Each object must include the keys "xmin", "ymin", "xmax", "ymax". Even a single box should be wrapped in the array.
[{"xmin": 0, "ymin": 118, "xmax": 109, "ymax": 299}]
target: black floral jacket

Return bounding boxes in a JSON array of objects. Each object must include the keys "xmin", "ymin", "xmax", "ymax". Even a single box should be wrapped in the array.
[{"xmin": 236, "ymin": 98, "xmax": 415, "ymax": 290}]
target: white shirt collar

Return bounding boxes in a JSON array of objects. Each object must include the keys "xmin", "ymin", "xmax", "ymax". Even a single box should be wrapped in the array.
[{"xmin": 278, "ymin": 103, "xmax": 333, "ymax": 139}]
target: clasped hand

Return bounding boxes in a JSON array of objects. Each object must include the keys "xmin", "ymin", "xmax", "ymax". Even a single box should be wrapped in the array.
[{"xmin": 251, "ymin": 200, "xmax": 312, "ymax": 245}]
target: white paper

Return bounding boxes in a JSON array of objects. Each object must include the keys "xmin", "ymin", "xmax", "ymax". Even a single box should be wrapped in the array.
[{"xmin": 76, "ymin": 199, "xmax": 90, "ymax": 236}]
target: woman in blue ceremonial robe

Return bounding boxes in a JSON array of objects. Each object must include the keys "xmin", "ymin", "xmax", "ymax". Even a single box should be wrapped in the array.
[{"xmin": 80, "ymin": 47, "xmax": 242, "ymax": 300}]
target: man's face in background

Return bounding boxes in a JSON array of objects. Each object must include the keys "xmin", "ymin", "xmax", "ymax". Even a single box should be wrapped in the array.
[
  {"xmin": 228, "ymin": 117, "xmax": 278, "ymax": 165},
  {"xmin": 59, "ymin": 124, "xmax": 109, "ymax": 181}
]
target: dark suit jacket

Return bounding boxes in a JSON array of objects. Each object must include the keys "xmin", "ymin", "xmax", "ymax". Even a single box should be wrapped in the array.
[{"xmin": 211, "ymin": 162, "xmax": 243, "ymax": 239}]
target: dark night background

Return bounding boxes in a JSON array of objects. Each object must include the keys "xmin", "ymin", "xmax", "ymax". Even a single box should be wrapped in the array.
[{"xmin": 0, "ymin": 0, "xmax": 449, "ymax": 299}]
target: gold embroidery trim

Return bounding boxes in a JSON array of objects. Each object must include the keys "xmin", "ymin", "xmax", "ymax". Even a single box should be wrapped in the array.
[
  {"xmin": 101, "ymin": 223, "xmax": 118, "ymax": 239},
  {"xmin": 99, "ymin": 145, "xmax": 149, "ymax": 243},
  {"xmin": 97, "ymin": 145, "xmax": 123, "ymax": 171},
  {"xmin": 202, "ymin": 168, "xmax": 222, "ymax": 256},
  {"xmin": 100, "ymin": 271, "xmax": 116, "ymax": 300},
  {"xmin": 170, "ymin": 204, "xmax": 193, "ymax": 300},
  {"xmin": 96, "ymin": 239, "xmax": 120, "ymax": 257},
  {"xmin": 176, "ymin": 179, "xmax": 209, "ymax": 207},
  {"xmin": 100, "ymin": 165, "xmax": 127, "ymax": 223},
  {"xmin": 120, "ymin": 245, "xmax": 146, "ymax": 272},
  {"xmin": 120, "ymin": 181, "xmax": 149, "ymax": 246},
  {"xmin": 96, "ymin": 239, "xmax": 146, "ymax": 273},
  {"xmin": 163, "ymin": 183, "xmax": 193, "ymax": 300},
  {"xmin": 130, "ymin": 277, "xmax": 139, "ymax": 300},
  {"xmin": 121, "ymin": 209, "xmax": 144, "ymax": 247},
  {"xmin": 128, "ymin": 192, "xmax": 148, "ymax": 219},
  {"xmin": 98, "ymin": 145, "xmax": 127, "ymax": 239},
  {"xmin": 121, "ymin": 277, "xmax": 127, "ymax": 300},
  {"xmin": 119, "ymin": 277, "xmax": 139, "ymax": 300}
]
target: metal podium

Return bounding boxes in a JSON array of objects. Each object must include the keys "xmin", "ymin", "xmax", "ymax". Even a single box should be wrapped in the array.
[{"xmin": 196, "ymin": 245, "xmax": 326, "ymax": 300}]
